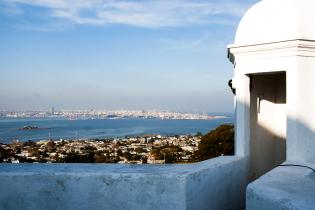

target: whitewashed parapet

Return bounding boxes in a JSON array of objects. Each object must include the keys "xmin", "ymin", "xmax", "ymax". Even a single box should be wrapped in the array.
[{"xmin": 0, "ymin": 156, "xmax": 246, "ymax": 210}]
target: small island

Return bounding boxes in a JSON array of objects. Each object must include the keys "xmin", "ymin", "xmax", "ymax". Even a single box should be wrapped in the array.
[{"xmin": 19, "ymin": 126, "xmax": 39, "ymax": 131}]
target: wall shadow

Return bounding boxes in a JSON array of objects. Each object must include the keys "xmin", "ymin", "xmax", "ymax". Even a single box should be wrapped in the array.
[
  {"xmin": 248, "ymin": 72, "xmax": 287, "ymax": 180},
  {"xmin": 236, "ymin": 71, "xmax": 315, "ymax": 181}
]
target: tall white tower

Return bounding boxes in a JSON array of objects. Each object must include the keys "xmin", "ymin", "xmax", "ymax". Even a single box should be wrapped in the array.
[{"xmin": 228, "ymin": 0, "xmax": 315, "ymax": 179}]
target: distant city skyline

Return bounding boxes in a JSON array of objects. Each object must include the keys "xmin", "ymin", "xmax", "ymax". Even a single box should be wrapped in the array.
[{"xmin": 0, "ymin": 0, "xmax": 258, "ymax": 112}]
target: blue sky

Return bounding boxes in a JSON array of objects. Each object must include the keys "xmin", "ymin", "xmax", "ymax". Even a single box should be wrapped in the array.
[{"xmin": 0, "ymin": 0, "xmax": 258, "ymax": 113}]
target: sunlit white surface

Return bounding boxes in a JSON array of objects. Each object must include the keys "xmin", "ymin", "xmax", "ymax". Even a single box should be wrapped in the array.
[{"xmin": 235, "ymin": 0, "xmax": 315, "ymax": 46}]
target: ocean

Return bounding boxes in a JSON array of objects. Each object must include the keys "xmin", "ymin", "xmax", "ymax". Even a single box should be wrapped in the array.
[{"xmin": 0, "ymin": 117, "xmax": 234, "ymax": 143}]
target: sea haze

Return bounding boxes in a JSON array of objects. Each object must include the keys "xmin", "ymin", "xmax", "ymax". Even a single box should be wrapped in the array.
[{"xmin": 0, "ymin": 117, "xmax": 233, "ymax": 143}]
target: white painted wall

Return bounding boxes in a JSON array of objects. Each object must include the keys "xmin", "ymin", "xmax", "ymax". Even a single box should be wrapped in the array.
[
  {"xmin": 229, "ymin": 39, "xmax": 315, "ymax": 177},
  {"xmin": 288, "ymin": 57, "xmax": 315, "ymax": 163},
  {"xmin": 246, "ymin": 161, "xmax": 315, "ymax": 210},
  {"xmin": 227, "ymin": 0, "xmax": 315, "ymax": 209},
  {"xmin": 0, "ymin": 156, "xmax": 247, "ymax": 210},
  {"xmin": 249, "ymin": 73, "xmax": 286, "ymax": 180}
]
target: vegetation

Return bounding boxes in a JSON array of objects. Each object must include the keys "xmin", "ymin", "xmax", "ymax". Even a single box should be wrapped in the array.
[
  {"xmin": 193, "ymin": 124, "xmax": 234, "ymax": 162},
  {"xmin": 150, "ymin": 145, "xmax": 183, "ymax": 163}
]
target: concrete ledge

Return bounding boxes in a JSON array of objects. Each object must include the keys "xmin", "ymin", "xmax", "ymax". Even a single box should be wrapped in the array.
[
  {"xmin": 246, "ymin": 161, "xmax": 315, "ymax": 210},
  {"xmin": 0, "ymin": 156, "xmax": 246, "ymax": 210}
]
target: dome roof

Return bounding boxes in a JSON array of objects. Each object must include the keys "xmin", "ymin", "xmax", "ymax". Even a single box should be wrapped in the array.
[{"xmin": 234, "ymin": 0, "xmax": 315, "ymax": 46}]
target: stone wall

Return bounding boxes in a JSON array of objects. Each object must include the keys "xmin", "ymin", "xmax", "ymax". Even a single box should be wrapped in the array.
[{"xmin": 0, "ymin": 156, "xmax": 246, "ymax": 210}]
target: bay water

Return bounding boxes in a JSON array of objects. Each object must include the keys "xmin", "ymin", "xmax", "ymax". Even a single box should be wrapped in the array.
[{"xmin": 0, "ymin": 117, "xmax": 233, "ymax": 143}]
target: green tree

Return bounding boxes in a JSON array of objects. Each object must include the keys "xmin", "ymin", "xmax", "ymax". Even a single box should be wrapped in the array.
[
  {"xmin": 123, "ymin": 151, "xmax": 132, "ymax": 161},
  {"xmin": 95, "ymin": 154, "xmax": 107, "ymax": 163},
  {"xmin": 116, "ymin": 149, "xmax": 123, "ymax": 157},
  {"xmin": 195, "ymin": 131, "xmax": 203, "ymax": 137},
  {"xmin": 135, "ymin": 147, "xmax": 144, "ymax": 153},
  {"xmin": 141, "ymin": 156, "xmax": 148, "ymax": 164},
  {"xmin": 64, "ymin": 151, "xmax": 95, "ymax": 163},
  {"xmin": 0, "ymin": 147, "xmax": 15, "ymax": 162},
  {"xmin": 46, "ymin": 141, "xmax": 56, "ymax": 152},
  {"xmin": 193, "ymin": 124, "xmax": 234, "ymax": 162}
]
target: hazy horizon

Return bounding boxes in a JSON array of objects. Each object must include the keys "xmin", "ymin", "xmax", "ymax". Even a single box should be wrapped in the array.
[
  {"xmin": 0, "ymin": 108, "xmax": 233, "ymax": 115},
  {"xmin": 0, "ymin": 0, "xmax": 258, "ymax": 113}
]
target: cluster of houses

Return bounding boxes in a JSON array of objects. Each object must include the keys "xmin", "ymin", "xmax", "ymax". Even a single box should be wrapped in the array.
[
  {"xmin": 0, "ymin": 109, "xmax": 225, "ymax": 120},
  {"xmin": 0, "ymin": 134, "xmax": 201, "ymax": 164}
]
